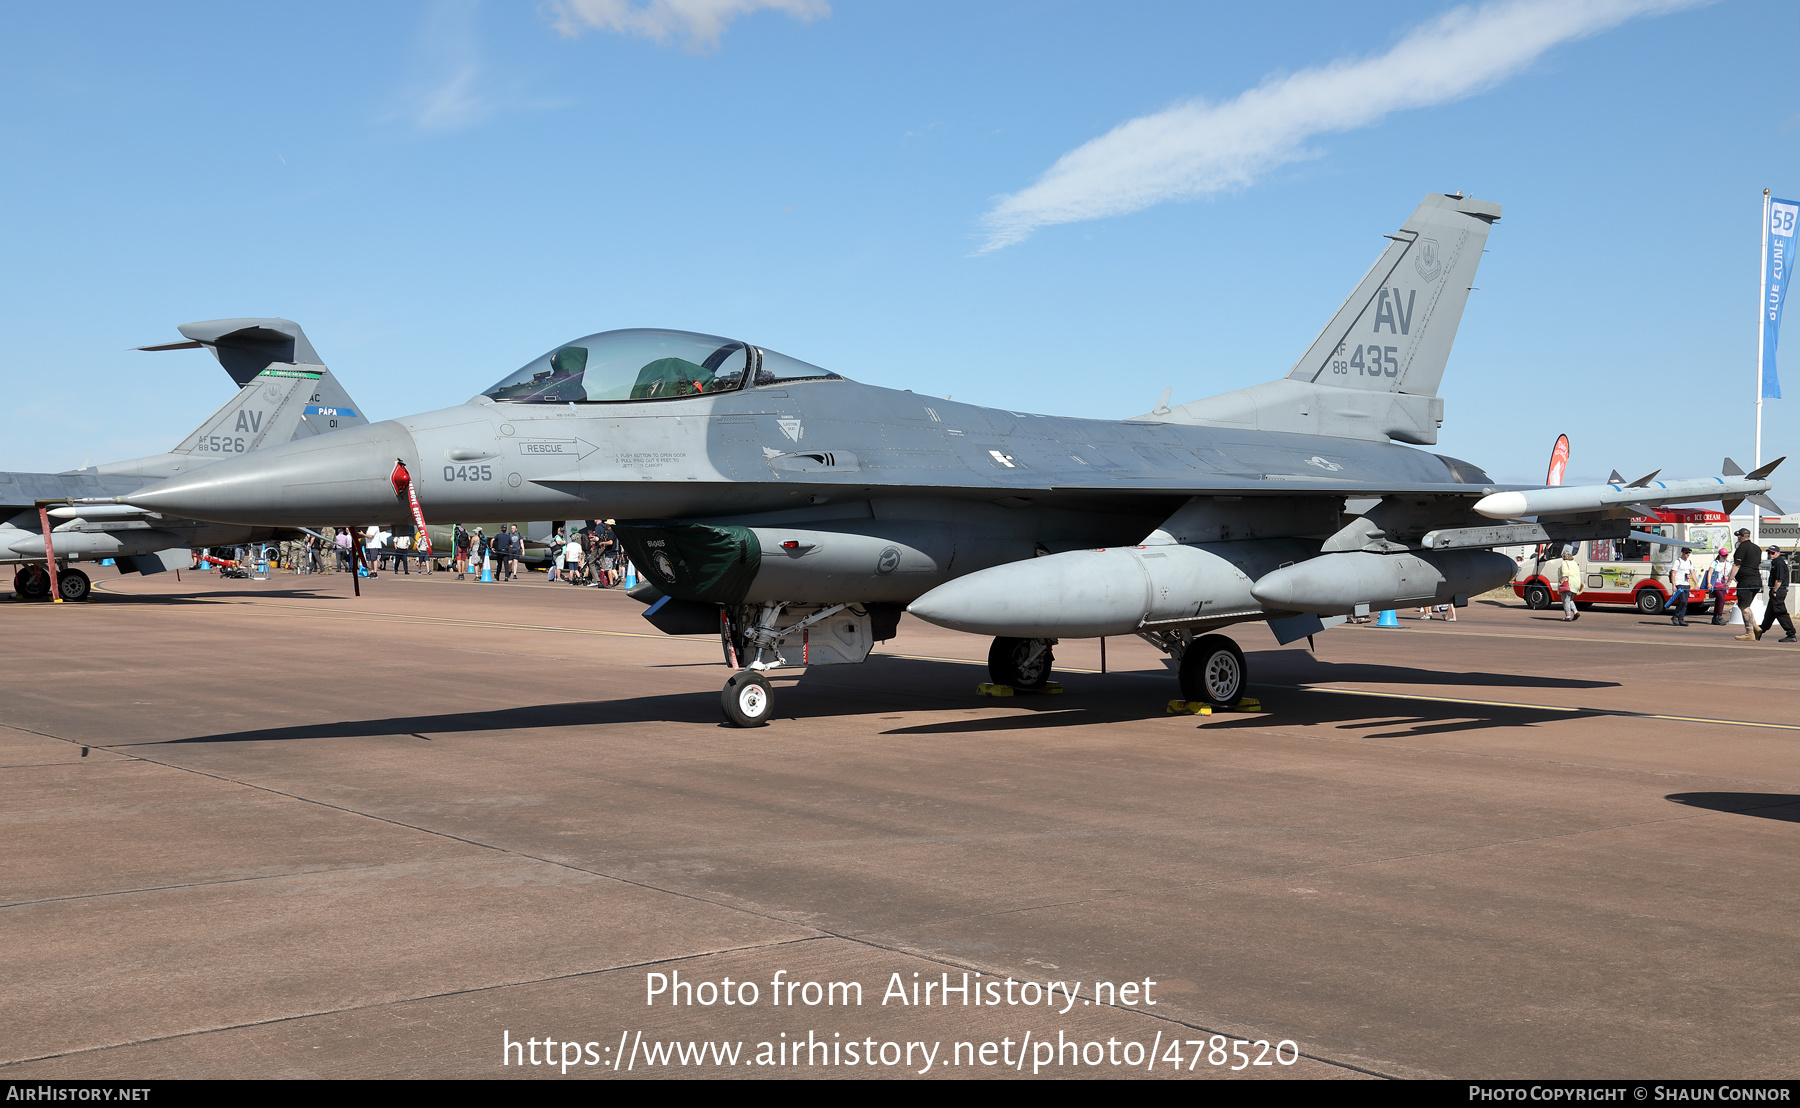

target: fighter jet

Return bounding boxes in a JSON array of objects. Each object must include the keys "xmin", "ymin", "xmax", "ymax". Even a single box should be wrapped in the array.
[
  {"xmin": 112, "ymin": 194, "xmax": 1782, "ymax": 725},
  {"xmin": 3, "ymin": 318, "xmax": 369, "ymax": 600}
]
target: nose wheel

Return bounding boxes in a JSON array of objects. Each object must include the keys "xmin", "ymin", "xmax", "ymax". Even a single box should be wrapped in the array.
[{"xmin": 721, "ymin": 671, "xmax": 774, "ymax": 727}]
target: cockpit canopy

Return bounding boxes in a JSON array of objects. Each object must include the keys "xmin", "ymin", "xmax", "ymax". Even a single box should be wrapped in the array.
[{"xmin": 482, "ymin": 328, "xmax": 842, "ymax": 404}]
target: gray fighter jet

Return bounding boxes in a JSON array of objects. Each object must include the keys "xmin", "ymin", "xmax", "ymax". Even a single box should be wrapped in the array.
[
  {"xmin": 3, "ymin": 318, "xmax": 369, "ymax": 600},
  {"xmin": 112, "ymin": 194, "xmax": 1781, "ymax": 724}
]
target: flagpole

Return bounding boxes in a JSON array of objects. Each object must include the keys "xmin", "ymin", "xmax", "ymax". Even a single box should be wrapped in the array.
[{"xmin": 1757, "ymin": 189, "xmax": 1769, "ymax": 545}]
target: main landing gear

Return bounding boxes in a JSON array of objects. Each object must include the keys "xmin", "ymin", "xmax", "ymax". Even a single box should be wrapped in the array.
[
  {"xmin": 985, "ymin": 631, "xmax": 1248, "ymax": 707},
  {"xmin": 1137, "ymin": 628, "xmax": 1250, "ymax": 708},
  {"xmin": 1176, "ymin": 634, "xmax": 1246, "ymax": 707},
  {"xmin": 987, "ymin": 636, "xmax": 1055, "ymax": 692},
  {"xmin": 12, "ymin": 565, "xmax": 88, "ymax": 601}
]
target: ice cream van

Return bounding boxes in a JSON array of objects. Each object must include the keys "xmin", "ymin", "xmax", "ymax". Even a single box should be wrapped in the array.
[{"xmin": 1513, "ymin": 509, "xmax": 1736, "ymax": 613}]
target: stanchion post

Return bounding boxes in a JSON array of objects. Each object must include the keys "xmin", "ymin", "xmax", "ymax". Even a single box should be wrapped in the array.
[{"xmin": 37, "ymin": 504, "xmax": 62, "ymax": 604}]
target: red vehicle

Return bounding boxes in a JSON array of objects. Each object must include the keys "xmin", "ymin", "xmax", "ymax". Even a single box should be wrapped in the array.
[{"xmin": 1513, "ymin": 509, "xmax": 1736, "ymax": 613}]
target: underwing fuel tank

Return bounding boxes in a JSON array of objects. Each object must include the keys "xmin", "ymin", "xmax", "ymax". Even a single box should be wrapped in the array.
[
  {"xmin": 906, "ymin": 540, "xmax": 1315, "ymax": 639},
  {"xmin": 1249, "ymin": 549, "xmax": 1515, "ymax": 616}
]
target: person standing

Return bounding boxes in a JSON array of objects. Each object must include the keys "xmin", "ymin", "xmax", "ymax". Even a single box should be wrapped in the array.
[
  {"xmin": 596, "ymin": 520, "xmax": 618, "ymax": 587},
  {"xmin": 1559, "ymin": 545, "xmax": 1582, "ymax": 621},
  {"xmin": 1704, "ymin": 548, "xmax": 1733, "ymax": 624},
  {"xmin": 1758, "ymin": 545, "xmax": 1795, "ymax": 642},
  {"xmin": 1732, "ymin": 528, "xmax": 1766, "ymax": 640},
  {"xmin": 549, "ymin": 527, "xmax": 565, "ymax": 583},
  {"xmin": 1666, "ymin": 547, "xmax": 1694, "ymax": 626},
  {"xmin": 490, "ymin": 527, "xmax": 508, "ymax": 581},
  {"xmin": 454, "ymin": 525, "xmax": 471, "ymax": 580},
  {"xmin": 475, "ymin": 528, "xmax": 490, "ymax": 580},
  {"xmin": 565, "ymin": 531, "xmax": 584, "ymax": 585}
]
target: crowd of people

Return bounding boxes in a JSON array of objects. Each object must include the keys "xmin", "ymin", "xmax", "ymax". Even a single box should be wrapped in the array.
[
  {"xmin": 446, "ymin": 520, "xmax": 623, "ymax": 587},
  {"xmin": 1548, "ymin": 527, "xmax": 1795, "ymax": 641},
  {"xmin": 223, "ymin": 520, "xmax": 628, "ymax": 587}
]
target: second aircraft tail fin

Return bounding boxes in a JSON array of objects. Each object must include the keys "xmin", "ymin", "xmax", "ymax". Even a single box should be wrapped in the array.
[{"xmin": 144, "ymin": 318, "xmax": 370, "ymax": 457}]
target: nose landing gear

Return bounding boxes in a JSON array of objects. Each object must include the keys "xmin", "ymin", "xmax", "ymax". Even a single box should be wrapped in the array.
[{"xmin": 721, "ymin": 671, "xmax": 773, "ymax": 727}]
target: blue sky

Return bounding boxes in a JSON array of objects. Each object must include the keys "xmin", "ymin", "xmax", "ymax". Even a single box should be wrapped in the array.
[{"xmin": 2, "ymin": 0, "xmax": 1796, "ymax": 488}]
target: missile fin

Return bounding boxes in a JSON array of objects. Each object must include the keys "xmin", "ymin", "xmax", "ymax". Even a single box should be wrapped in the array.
[
  {"xmin": 1608, "ymin": 469, "xmax": 1625, "ymax": 485},
  {"xmin": 1626, "ymin": 469, "xmax": 1661, "ymax": 488},
  {"xmin": 1723, "ymin": 497, "xmax": 1744, "ymax": 515},
  {"xmin": 1724, "ymin": 457, "xmax": 1745, "ymax": 477},
  {"xmin": 1620, "ymin": 503, "xmax": 1663, "ymax": 518},
  {"xmin": 1749, "ymin": 493, "xmax": 1786, "ymax": 515},
  {"xmin": 1747, "ymin": 455, "xmax": 1786, "ymax": 481}
]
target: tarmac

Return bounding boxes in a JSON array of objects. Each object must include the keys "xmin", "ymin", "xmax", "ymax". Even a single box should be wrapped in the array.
[{"xmin": 4, "ymin": 567, "xmax": 1799, "ymax": 1080}]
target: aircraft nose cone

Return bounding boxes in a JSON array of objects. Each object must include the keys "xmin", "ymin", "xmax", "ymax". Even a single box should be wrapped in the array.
[{"xmin": 128, "ymin": 420, "xmax": 422, "ymax": 526}]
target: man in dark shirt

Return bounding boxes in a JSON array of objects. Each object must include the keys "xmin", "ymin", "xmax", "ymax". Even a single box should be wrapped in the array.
[
  {"xmin": 1733, "ymin": 528, "xmax": 1767, "ymax": 640},
  {"xmin": 1759, "ymin": 544, "xmax": 1795, "ymax": 643}
]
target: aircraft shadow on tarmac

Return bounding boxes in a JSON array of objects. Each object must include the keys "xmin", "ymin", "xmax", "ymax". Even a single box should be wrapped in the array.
[
  {"xmin": 1253, "ymin": 653, "xmax": 1619, "ymax": 691},
  {"xmin": 137, "ymin": 651, "xmax": 1621, "ymax": 746},
  {"xmin": 1665, "ymin": 792, "xmax": 1800, "ymax": 823},
  {"xmin": 82, "ymin": 585, "xmax": 342, "ymax": 604}
]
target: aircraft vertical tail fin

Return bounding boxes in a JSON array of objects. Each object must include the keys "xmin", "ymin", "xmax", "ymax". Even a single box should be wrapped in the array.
[
  {"xmin": 1283, "ymin": 192, "xmax": 1500, "ymax": 398},
  {"xmin": 1144, "ymin": 193, "xmax": 1500, "ymax": 445},
  {"xmin": 143, "ymin": 319, "xmax": 371, "ymax": 456}
]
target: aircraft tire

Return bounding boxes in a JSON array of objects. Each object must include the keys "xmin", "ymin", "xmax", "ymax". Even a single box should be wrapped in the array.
[
  {"xmin": 988, "ymin": 637, "xmax": 1054, "ymax": 692},
  {"xmin": 1180, "ymin": 634, "xmax": 1246, "ymax": 707},
  {"xmin": 1523, "ymin": 585, "xmax": 1552, "ymax": 610},
  {"xmin": 16, "ymin": 566, "xmax": 50, "ymax": 600},
  {"xmin": 57, "ymin": 569, "xmax": 90, "ymax": 602},
  {"xmin": 721, "ymin": 671, "xmax": 773, "ymax": 728}
]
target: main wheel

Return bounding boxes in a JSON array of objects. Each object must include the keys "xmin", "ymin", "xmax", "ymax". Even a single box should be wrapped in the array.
[
  {"xmin": 56, "ymin": 569, "xmax": 90, "ymax": 602},
  {"xmin": 16, "ymin": 566, "xmax": 50, "ymax": 600},
  {"xmin": 721, "ymin": 672, "xmax": 773, "ymax": 727},
  {"xmin": 1636, "ymin": 588, "xmax": 1665, "ymax": 614},
  {"xmin": 1523, "ymin": 585, "xmax": 1552, "ymax": 610},
  {"xmin": 988, "ymin": 637, "xmax": 1054, "ymax": 691},
  {"xmin": 1179, "ymin": 634, "xmax": 1247, "ymax": 707}
]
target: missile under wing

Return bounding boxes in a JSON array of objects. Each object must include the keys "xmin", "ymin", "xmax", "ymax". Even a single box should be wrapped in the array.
[{"xmin": 114, "ymin": 193, "xmax": 1776, "ymax": 725}]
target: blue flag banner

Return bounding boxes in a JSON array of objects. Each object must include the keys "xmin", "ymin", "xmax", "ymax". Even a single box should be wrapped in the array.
[{"xmin": 1763, "ymin": 197, "xmax": 1798, "ymax": 399}]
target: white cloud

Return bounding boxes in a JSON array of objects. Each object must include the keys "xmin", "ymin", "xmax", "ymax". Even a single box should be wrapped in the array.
[
  {"xmin": 548, "ymin": 0, "xmax": 829, "ymax": 50},
  {"xmin": 978, "ymin": 0, "xmax": 1705, "ymax": 252},
  {"xmin": 401, "ymin": 0, "xmax": 493, "ymax": 131}
]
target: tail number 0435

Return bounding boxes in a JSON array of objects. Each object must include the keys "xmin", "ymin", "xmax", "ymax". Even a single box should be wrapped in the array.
[{"xmin": 444, "ymin": 465, "xmax": 493, "ymax": 482}]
